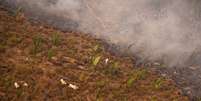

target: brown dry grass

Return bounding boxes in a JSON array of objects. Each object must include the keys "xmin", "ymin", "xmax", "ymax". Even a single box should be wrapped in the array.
[{"xmin": 0, "ymin": 7, "xmax": 189, "ymax": 101}]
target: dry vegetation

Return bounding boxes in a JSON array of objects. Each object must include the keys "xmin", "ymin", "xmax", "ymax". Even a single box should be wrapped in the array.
[{"xmin": 0, "ymin": 6, "xmax": 189, "ymax": 101}]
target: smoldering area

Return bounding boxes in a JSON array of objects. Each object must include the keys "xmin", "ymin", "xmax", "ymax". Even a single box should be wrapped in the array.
[{"xmin": 1, "ymin": 0, "xmax": 201, "ymax": 99}]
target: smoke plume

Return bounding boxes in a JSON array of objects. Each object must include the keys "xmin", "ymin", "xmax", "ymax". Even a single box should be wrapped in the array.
[{"xmin": 2, "ymin": 0, "xmax": 201, "ymax": 67}]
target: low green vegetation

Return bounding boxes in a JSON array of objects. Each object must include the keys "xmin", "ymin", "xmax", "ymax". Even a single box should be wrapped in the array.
[
  {"xmin": 32, "ymin": 35, "xmax": 43, "ymax": 54},
  {"xmin": 47, "ymin": 49, "xmax": 55, "ymax": 60},
  {"xmin": 126, "ymin": 69, "xmax": 148, "ymax": 87},
  {"xmin": 92, "ymin": 55, "xmax": 102, "ymax": 66},
  {"xmin": 153, "ymin": 78, "xmax": 164, "ymax": 89},
  {"xmin": 127, "ymin": 77, "xmax": 136, "ymax": 88},
  {"xmin": 51, "ymin": 32, "xmax": 60, "ymax": 46}
]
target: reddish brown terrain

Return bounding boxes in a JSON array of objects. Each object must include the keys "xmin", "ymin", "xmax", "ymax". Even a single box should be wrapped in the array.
[{"xmin": 0, "ymin": 6, "xmax": 189, "ymax": 101}]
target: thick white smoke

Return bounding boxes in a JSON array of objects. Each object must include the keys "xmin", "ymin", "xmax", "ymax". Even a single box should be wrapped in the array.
[{"xmin": 2, "ymin": 0, "xmax": 201, "ymax": 67}]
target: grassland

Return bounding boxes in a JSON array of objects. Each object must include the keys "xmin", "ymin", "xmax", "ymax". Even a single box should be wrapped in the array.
[{"xmin": 0, "ymin": 6, "xmax": 189, "ymax": 101}]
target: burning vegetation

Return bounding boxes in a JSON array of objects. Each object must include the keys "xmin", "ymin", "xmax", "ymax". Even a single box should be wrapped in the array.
[{"xmin": 0, "ymin": 6, "xmax": 190, "ymax": 101}]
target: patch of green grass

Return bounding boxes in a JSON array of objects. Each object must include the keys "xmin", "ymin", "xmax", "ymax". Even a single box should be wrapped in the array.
[
  {"xmin": 126, "ymin": 77, "xmax": 136, "ymax": 88},
  {"xmin": 92, "ymin": 55, "xmax": 102, "ymax": 66},
  {"xmin": 32, "ymin": 35, "xmax": 43, "ymax": 54},
  {"xmin": 51, "ymin": 32, "xmax": 60, "ymax": 46},
  {"xmin": 153, "ymin": 78, "xmax": 164, "ymax": 89},
  {"xmin": 47, "ymin": 49, "xmax": 55, "ymax": 60},
  {"xmin": 90, "ymin": 44, "xmax": 104, "ymax": 69},
  {"xmin": 126, "ymin": 69, "xmax": 148, "ymax": 87}
]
